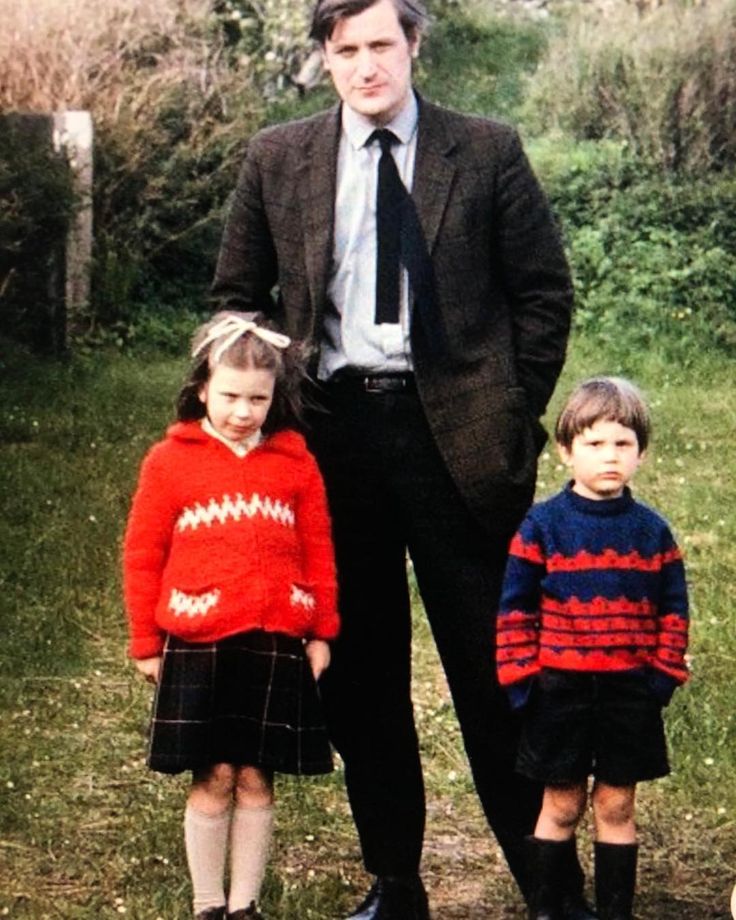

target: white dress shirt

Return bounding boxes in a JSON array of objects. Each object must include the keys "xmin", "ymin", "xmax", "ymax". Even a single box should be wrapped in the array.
[{"xmin": 318, "ymin": 94, "xmax": 419, "ymax": 380}]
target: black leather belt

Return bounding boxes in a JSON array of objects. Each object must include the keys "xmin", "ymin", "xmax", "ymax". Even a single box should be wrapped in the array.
[{"xmin": 327, "ymin": 372, "xmax": 416, "ymax": 394}]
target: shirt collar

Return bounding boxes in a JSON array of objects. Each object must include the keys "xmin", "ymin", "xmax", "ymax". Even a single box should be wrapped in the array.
[
  {"xmin": 341, "ymin": 91, "xmax": 419, "ymax": 151},
  {"xmin": 201, "ymin": 417, "xmax": 262, "ymax": 458}
]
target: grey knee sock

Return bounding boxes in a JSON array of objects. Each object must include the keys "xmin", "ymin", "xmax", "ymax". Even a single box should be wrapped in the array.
[
  {"xmin": 228, "ymin": 804, "xmax": 274, "ymax": 912},
  {"xmin": 184, "ymin": 804, "xmax": 231, "ymax": 913}
]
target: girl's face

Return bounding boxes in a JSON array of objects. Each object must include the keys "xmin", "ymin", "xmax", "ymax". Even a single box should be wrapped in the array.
[{"xmin": 198, "ymin": 362, "xmax": 275, "ymax": 443}]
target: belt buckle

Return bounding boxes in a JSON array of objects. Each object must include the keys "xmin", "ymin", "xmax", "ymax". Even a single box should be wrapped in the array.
[{"xmin": 364, "ymin": 375, "xmax": 384, "ymax": 394}]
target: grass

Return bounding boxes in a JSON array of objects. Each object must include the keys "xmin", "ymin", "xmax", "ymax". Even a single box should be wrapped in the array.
[{"xmin": 1, "ymin": 331, "xmax": 735, "ymax": 919}]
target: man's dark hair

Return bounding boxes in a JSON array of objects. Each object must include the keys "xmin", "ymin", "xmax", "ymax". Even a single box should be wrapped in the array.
[{"xmin": 309, "ymin": 0, "xmax": 428, "ymax": 44}]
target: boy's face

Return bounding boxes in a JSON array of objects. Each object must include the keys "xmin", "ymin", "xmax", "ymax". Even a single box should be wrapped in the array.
[{"xmin": 558, "ymin": 419, "xmax": 644, "ymax": 501}]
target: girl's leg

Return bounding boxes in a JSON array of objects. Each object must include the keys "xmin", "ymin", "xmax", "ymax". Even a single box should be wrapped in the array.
[
  {"xmin": 592, "ymin": 782, "xmax": 638, "ymax": 920},
  {"xmin": 228, "ymin": 766, "xmax": 275, "ymax": 914},
  {"xmin": 186, "ymin": 764, "xmax": 236, "ymax": 916}
]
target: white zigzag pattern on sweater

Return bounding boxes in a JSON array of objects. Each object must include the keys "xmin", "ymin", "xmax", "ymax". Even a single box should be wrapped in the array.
[
  {"xmin": 168, "ymin": 587, "xmax": 221, "ymax": 618},
  {"xmin": 175, "ymin": 492, "xmax": 295, "ymax": 532},
  {"xmin": 290, "ymin": 584, "xmax": 315, "ymax": 610}
]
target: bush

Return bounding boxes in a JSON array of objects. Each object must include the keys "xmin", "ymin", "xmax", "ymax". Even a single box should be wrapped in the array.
[
  {"xmin": 418, "ymin": 7, "xmax": 547, "ymax": 118},
  {"xmin": 0, "ymin": 0, "xmax": 273, "ymax": 349},
  {"xmin": 0, "ymin": 120, "xmax": 78, "ymax": 352},
  {"xmin": 522, "ymin": 0, "xmax": 736, "ymax": 172},
  {"xmin": 533, "ymin": 139, "xmax": 736, "ymax": 356}
]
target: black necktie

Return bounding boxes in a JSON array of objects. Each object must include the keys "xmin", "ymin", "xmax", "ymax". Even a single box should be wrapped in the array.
[
  {"xmin": 372, "ymin": 129, "xmax": 403, "ymax": 325},
  {"xmin": 369, "ymin": 128, "xmax": 447, "ymax": 356}
]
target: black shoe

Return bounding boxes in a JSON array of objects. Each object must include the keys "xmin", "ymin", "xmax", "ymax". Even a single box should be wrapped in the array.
[
  {"xmin": 228, "ymin": 902, "xmax": 264, "ymax": 920},
  {"xmin": 346, "ymin": 875, "xmax": 430, "ymax": 919},
  {"xmin": 196, "ymin": 909, "xmax": 226, "ymax": 920},
  {"xmin": 562, "ymin": 891, "xmax": 599, "ymax": 920}
]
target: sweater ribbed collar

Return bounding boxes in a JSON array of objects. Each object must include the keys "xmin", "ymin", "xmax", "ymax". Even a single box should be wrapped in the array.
[
  {"xmin": 201, "ymin": 417, "xmax": 261, "ymax": 457},
  {"xmin": 563, "ymin": 481, "xmax": 635, "ymax": 516}
]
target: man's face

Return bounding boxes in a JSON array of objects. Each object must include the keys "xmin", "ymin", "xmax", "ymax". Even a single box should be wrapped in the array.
[{"xmin": 322, "ymin": 0, "xmax": 419, "ymax": 126}]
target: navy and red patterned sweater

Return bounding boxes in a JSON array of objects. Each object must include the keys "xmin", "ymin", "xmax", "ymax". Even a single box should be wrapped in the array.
[{"xmin": 497, "ymin": 483, "xmax": 689, "ymax": 707}]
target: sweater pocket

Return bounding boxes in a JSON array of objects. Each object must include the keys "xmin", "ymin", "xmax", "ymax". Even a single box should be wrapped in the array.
[
  {"xmin": 287, "ymin": 581, "xmax": 317, "ymax": 635},
  {"xmin": 161, "ymin": 584, "xmax": 223, "ymax": 631}
]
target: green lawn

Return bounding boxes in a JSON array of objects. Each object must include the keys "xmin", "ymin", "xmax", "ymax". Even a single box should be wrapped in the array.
[{"xmin": 1, "ymin": 335, "xmax": 734, "ymax": 918}]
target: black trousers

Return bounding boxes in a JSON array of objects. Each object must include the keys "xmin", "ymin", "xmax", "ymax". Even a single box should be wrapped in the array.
[{"xmin": 307, "ymin": 381, "xmax": 542, "ymax": 893}]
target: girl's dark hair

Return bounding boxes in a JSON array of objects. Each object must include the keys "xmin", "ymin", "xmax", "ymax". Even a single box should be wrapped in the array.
[
  {"xmin": 555, "ymin": 376, "xmax": 651, "ymax": 452},
  {"xmin": 309, "ymin": 0, "xmax": 428, "ymax": 44},
  {"xmin": 176, "ymin": 311, "xmax": 308, "ymax": 435}
]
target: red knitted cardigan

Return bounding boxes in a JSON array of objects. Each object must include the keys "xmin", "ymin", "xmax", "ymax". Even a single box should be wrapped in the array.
[{"xmin": 123, "ymin": 422, "xmax": 339, "ymax": 659}]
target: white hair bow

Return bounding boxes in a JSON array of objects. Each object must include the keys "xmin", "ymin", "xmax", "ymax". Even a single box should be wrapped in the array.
[{"xmin": 192, "ymin": 315, "xmax": 291, "ymax": 364}]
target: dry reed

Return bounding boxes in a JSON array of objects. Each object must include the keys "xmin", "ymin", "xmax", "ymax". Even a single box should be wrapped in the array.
[
  {"xmin": 523, "ymin": 0, "xmax": 736, "ymax": 170},
  {"xmin": 0, "ymin": 0, "xmax": 214, "ymax": 117}
]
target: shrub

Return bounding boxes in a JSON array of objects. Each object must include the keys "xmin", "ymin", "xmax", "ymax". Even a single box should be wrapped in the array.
[
  {"xmin": 0, "ymin": 0, "xmax": 273, "ymax": 347},
  {"xmin": 418, "ymin": 7, "xmax": 547, "ymax": 118},
  {"xmin": 533, "ymin": 139, "xmax": 736, "ymax": 356},
  {"xmin": 522, "ymin": 0, "xmax": 736, "ymax": 172},
  {"xmin": 212, "ymin": 0, "xmax": 313, "ymax": 96},
  {"xmin": 0, "ymin": 120, "xmax": 77, "ymax": 352}
]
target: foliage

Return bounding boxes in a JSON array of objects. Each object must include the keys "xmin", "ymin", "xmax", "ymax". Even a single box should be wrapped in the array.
[
  {"xmin": 418, "ymin": 7, "xmax": 547, "ymax": 118},
  {"xmin": 522, "ymin": 0, "xmax": 736, "ymax": 172},
  {"xmin": 0, "ymin": 120, "xmax": 77, "ymax": 351},
  {"xmin": 531, "ymin": 139, "xmax": 736, "ymax": 358},
  {"xmin": 212, "ymin": 0, "xmax": 314, "ymax": 96},
  {"xmin": 0, "ymin": 0, "xmax": 270, "ymax": 350}
]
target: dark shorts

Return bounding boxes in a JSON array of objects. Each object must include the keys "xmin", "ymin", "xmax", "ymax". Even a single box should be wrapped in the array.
[
  {"xmin": 147, "ymin": 630, "xmax": 333, "ymax": 776},
  {"xmin": 516, "ymin": 669, "xmax": 670, "ymax": 786}
]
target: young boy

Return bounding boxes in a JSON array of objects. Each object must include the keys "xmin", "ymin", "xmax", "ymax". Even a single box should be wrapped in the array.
[{"xmin": 497, "ymin": 376, "xmax": 689, "ymax": 920}]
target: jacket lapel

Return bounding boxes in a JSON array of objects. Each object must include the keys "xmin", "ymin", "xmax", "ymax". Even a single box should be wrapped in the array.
[
  {"xmin": 412, "ymin": 98, "xmax": 457, "ymax": 254},
  {"xmin": 298, "ymin": 105, "xmax": 341, "ymax": 338}
]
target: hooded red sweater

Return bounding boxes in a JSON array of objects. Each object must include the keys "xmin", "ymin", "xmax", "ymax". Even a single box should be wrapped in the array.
[{"xmin": 123, "ymin": 422, "xmax": 339, "ymax": 659}]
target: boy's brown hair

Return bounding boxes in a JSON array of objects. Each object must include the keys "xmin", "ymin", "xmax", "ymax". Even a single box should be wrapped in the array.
[{"xmin": 555, "ymin": 376, "xmax": 651, "ymax": 452}]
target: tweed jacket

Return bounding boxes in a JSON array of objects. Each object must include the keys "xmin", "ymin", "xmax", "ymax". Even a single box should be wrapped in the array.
[{"xmin": 213, "ymin": 96, "xmax": 573, "ymax": 535}]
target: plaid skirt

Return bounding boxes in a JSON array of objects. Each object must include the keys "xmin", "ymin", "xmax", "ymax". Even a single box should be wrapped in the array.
[{"xmin": 147, "ymin": 630, "xmax": 333, "ymax": 776}]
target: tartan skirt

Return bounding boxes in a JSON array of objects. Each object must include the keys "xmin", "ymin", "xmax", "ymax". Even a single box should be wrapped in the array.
[{"xmin": 147, "ymin": 630, "xmax": 333, "ymax": 776}]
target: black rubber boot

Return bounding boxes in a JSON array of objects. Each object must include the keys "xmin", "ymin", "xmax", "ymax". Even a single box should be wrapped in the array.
[
  {"xmin": 525, "ymin": 836, "xmax": 569, "ymax": 920},
  {"xmin": 594, "ymin": 842, "xmax": 638, "ymax": 920},
  {"xmin": 561, "ymin": 836, "xmax": 598, "ymax": 919}
]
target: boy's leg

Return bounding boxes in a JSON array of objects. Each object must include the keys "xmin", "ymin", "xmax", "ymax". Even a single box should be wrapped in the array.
[
  {"xmin": 532, "ymin": 783, "xmax": 598, "ymax": 919},
  {"xmin": 592, "ymin": 783, "xmax": 637, "ymax": 920},
  {"xmin": 228, "ymin": 767, "xmax": 274, "ymax": 914},
  {"xmin": 186, "ymin": 764, "xmax": 236, "ymax": 916},
  {"xmin": 535, "ymin": 782, "xmax": 588, "ymax": 841},
  {"xmin": 524, "ymin": 784, "xmax": 588, "ymax": 919},
  {"xmin": 591, "ymin": 783, "xmax": 636, "ymax": 844}
]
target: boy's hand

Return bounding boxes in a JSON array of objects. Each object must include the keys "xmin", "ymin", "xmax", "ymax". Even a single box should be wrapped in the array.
[
  {"xmin": 135, "ymin": 656, "xmax": 162, "ymax": 685},
  {"xmin": 305, "ymin": 639, "xmax": 331, "ymax": 681}
]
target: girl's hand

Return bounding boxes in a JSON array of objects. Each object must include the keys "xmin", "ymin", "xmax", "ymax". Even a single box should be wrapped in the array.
[
  {"xmin": 305, "ymin": 640, "xmax": 331, "ymax": 681},
  {"xmin": 135, "ymin": 656, "xmax": 162, "ymax": 685}
]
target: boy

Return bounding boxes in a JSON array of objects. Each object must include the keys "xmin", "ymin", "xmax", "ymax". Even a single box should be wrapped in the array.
[{"xmin": 497, "ymin": 376, "xmax": 689, "ymax": 920}]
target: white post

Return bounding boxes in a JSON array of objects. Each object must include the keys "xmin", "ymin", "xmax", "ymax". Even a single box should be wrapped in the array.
[{"xmin": 53, "ymin": 111, "xmax": 93, "ymax": 338}]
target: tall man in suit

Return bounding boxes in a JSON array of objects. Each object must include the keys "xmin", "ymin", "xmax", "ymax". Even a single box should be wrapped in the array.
[{"xmin": 213, "ymin": 1, "xmax": 587, "ymax": 917}]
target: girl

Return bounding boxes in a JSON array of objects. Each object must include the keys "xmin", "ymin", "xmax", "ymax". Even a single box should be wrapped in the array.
[{"xmin": 123, "ymin": 312, "xmax": 339, "ymax": 920}]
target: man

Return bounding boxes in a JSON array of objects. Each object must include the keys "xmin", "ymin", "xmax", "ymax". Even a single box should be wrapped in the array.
[{"xmin": 213, "ymin": 1, "xmax": 588, "ymax": 917}]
